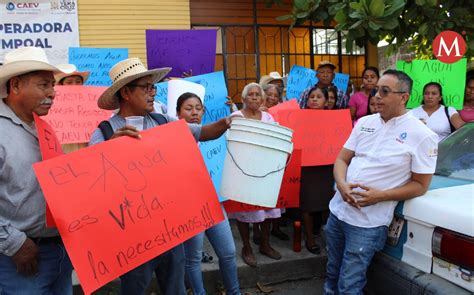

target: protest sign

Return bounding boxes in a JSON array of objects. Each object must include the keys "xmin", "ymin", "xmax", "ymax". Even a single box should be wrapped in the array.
[
  {"xmin": 167, "ymin": 80, "xmax": 205, "ymax": 117},
  {"xmin": 32, "ymin": 120, "xmax": 224, "ymax": 294},
  {"xmin": 286, "ymin": 65, "xmax": 349, "ymax": 100},
  {"xmin": 223, "ymin": 149, "xmax": 301, "ymax": 212},
  {"xmin": 268, "ymin": 99, "xmax": 300, "ymax": 121},
  {"xmin": 199, "ymin": 136, "xmax": 227, "ymax": 202},
  {"xmin": 154, "ymin": 71, "xmax": 230, "ymax": 124},
  {"xmin": 0, "ymin": 1, "xmax": 79, "ymax": 65},
  {"xmin": 396, "ymin": 59, "xmax": 467, "ymax": 110},
  {"xmin": 146, "ymin": 29, "xmax": 217, "ymax": 78},
  {"xmin": 69, "ymin": 47, "xmax": 128, "ymax": 86},
  {"xmin": 33, "ymin": 113, "xmax": 64, "ymax": 227},
  {"xmin": 278, "ymin": 109, "xmax": 352, "ymax": 166},
  {"xmin": 43, "ymin": 86, "xmax": 112, "ymax": 144}
]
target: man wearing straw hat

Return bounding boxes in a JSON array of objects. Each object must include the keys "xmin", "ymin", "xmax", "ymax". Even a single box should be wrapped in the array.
[
  {"xmin": 0, "ymin": 47, "xmax": 75, "ymax": 294},
  {"xmin": 89, "ymin": 57, "xmax": 232, "ymax": 295}
]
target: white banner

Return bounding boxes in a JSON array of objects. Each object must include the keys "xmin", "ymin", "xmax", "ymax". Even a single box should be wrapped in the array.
[{"xmin": 0, "ymin": 0, "xmax": 79, "ymax": 65}]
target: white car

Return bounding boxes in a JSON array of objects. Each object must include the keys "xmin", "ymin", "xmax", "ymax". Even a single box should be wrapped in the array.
[{"xmin": 367, "ymin": 122, "xmax": 474, "ymax": 294}]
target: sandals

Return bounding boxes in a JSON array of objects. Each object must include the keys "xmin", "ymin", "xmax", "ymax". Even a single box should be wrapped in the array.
[
  {"xmin": 305, "ymin": 242, "xmax": 321, "ymax": 255},
  {"xmin": 259, "ymin": 247, "xmax": 282, "ymax": 260},
  {"xmin": 241, "ymin": 248, "xmax": 257, "ymax": 267}
]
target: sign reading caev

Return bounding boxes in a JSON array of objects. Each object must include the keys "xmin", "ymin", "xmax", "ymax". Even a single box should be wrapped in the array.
[{"xmin": 33, "ymin": 120, "xmax": 224, "ymax": 294}]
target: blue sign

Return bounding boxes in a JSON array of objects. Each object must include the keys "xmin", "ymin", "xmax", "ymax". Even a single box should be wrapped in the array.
[
  {"xmin": 199, "ymin": 136, "xmax": 227, "ymax": 202},
  {"xmin": 69, "ymin": 47, "xmax": 128, "ymax": 86},
  {"xmin": 286, "ymin": 65, "xmax": 349, "ymax": 100}
]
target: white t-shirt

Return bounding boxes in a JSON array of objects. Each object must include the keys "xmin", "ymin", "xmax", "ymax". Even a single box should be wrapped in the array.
[
  {"xmin": 329, "ymin": 112, "xmax": 438, "ymax": 228},
  {"xmin": 410, "ymin": 105, "xmax": 457, "ymax": 142}
]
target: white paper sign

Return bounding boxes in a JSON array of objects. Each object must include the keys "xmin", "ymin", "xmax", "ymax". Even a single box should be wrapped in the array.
[{"xmin": 167, "ymin": 79, "xmax": 206, "ymax": 117}]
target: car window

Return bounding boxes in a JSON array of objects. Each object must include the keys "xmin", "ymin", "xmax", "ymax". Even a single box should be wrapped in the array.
[{"xmin": 435, "ymin": 122, "xmax": 474, "ymax": 181}]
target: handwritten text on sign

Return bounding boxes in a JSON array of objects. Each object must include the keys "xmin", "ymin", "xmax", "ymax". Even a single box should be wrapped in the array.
[
  {"xmin": 43, "ymin": 86, "xmax": 111, "ymax": 144},
  {"xmin": 32, "ymin": 121, "xmax": 224, "ymax": 294},
  {"xmin": 224, "ymin": 149, "xmax": 301, "ymax": 212},
  {"xmin": 277, "ymin": 109, "xmax": 352, "ymax": 166},
  {"xmin": 396, "ymin": 59, "xmax": 467, "ymax": 110},
  {"xmin": 146, "ymin": 30, "xmax": 217, "ymax": 78},
  {"xmin": 34, "ymin": 113, "xmax": 64, "ymax": 227},
  {"xmin": 69, "ymin": 47, "xmax": 128, "ymax": 86}
]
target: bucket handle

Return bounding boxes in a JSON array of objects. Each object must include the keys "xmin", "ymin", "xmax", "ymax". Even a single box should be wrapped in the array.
[{"xmin": 226, "ymin": 141, "xmax": 293, "ymax": 178}]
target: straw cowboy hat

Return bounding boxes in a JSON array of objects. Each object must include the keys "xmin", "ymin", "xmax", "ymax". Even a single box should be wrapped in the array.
[
  {"xmin": 97, "ymin": 58, "xmax": 171, "ymax": 110},
  {"xmin": 259, "ymin": 71, "xmax": 284, "ymax": 86},
  {"xmin": 0, "ymin": 46, "xmax": 75, "ymax": 97},
  {"xmin": 54, "ymin": 64, "xmax": 90, "ymax": 84}
]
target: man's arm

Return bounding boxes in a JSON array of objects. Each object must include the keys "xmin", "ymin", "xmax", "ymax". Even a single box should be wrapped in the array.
[
  {"xmin": 199, "ymin": 117, "xmax": 231, "ymax": 141},
  {"xmin": 352, "ymin": 173, "xmax": 433, "ymax": 207},
  {"xmin": 333, "ymin": 148, "xmax": 360, "ymax": 208}
]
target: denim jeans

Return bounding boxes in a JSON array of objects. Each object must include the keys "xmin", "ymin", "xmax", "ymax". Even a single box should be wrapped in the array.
[
  {"xmin": 0, "ymin": 241, "xmax": 73, "ymax": 295},
  {"xmin": 324, "ymin": 213, "xmax": 388, "ymax": 295},
  {"xmin": 184, "ymin": 210, "xmax": 240, "ymax": 295},
  {"xmin": 120, "ymin": 244, "xmax": 186, "ymax": 295}
]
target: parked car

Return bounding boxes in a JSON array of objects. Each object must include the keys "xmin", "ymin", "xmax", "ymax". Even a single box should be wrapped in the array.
[{"xmin": 366, "ymin": 122, "xmax": 474, "ymax": 295}]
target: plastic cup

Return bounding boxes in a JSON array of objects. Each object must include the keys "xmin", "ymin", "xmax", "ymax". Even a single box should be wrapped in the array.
[{"xmin": 125, "ymin": 116, "xmax": 144, "ymax": 131}]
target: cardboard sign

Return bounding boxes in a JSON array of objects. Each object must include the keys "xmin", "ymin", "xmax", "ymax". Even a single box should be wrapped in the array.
[
  {"xmin": 154, "ymin": 71, "xmax": 230, "ymax": 124},
  {"xmin": 32, "ymin": 120, "xmax": 224, "ymax": 294},
  {"xmin": 277, "ymin": 109, "xmax": 352, "ymax": 166},
  {"xmin": 43, "ymin": 86, "xmax": 112, "ymax": 144},
  {"xmin": 69, "ymin": 47, "xmax": 128, "ymax": 86},
  {"xmin": 268, "ymin": 99, "xmax": 300, "ymax": 121},
  {"xmin": 199, "ymin": 136, "xmax": 227, "ymax": 202},
  {"xmin": 223, "ymin": 149, "xmax": 301, "ymax": 212},
  {"xmin": 146, "ymin": 30, "xmax": 217, "ymax": 78},
  {"xmin": 33, "ymin": 113, "xmax": 64, "ymax": 227},
  {"xmin": 396, "ymin": 59, "xmax": 467, "ymax": 110},
  {"xmin": 286, "ymin": 65, "xmax": 349, "ymax": 100}
]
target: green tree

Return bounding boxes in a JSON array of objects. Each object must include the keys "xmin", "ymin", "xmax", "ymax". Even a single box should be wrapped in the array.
[{"xmin": 266, "ymin": 0, "xmax": 473, "ymax": 59}]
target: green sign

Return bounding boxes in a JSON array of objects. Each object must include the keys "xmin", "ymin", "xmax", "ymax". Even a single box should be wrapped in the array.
[{"xmin": 396, "ymin": 59, "xmax": 467, "ymax": 110}]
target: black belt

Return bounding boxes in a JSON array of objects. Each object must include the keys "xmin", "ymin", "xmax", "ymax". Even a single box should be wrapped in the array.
[{"xmin": 30, "ymin": 236, "xmax": 63, "ymax": 245}]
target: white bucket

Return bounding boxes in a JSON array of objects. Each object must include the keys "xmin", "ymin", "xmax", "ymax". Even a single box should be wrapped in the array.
[{"xmin": 220, "ymin": 118, "xmax": 294, "ymax": 207}]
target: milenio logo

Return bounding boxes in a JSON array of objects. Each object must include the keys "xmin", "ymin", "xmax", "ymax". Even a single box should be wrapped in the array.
[{"xmin": 432, "ymin": 30, "xmax": 466, "ymax": 64}]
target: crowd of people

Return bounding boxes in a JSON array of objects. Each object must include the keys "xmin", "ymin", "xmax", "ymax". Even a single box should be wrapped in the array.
[{"xmin": 0, "ymin": 46, "xmax": 472, "ymax": 295}]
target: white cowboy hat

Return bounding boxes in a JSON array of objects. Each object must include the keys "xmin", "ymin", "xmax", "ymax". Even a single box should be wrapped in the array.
[
  {"xmin": 54, "ymin": 64, "xmax": 90, "ymax": 84},
  {"xmin": 259, "ymin": 71, "xmax": 284, "ymax": 86},
  {"xmin": 97, "ymin": 58, "xmax": 171, "ymax": 110},
  {"xmin": 0, "ymin": 47, "xmax": 75, "ymax": 98}
]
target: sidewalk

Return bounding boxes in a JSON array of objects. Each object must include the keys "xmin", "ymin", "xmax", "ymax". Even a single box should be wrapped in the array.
[{"xmin": 200, "ymin": 219, "xmax": 327, "ymax": 294}]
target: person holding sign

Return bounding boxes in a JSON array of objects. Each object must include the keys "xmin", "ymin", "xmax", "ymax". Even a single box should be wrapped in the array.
[
  {"xmin": 88, "ymin": 57, "xmax": 232, "ymax": 295},
  {"xmin": 348, "ymin": 67, "xmax": 379, "ymax": 121},
  {"xmin": 298, "ymin": 61, "xmax": 349, "ymax": 109},
  {"xmin": 175, "ymin": 92, "xmax": 241, "ymax": 295},
  {"xmin": 0, "ymin": 47, "xmax": 74, "ymax": 294},
  {"xmin": 324, "ymin": 70, "xmax": 438, "ymax": 294},
  {"xmin": 299, "ymin": 85, "xmax": 335, "ymax": 255},
  {"xmin": 54, "ymin": 64, "xmax": 92, "ymax": 154},
  {"xmin": 410, "ymin": 82, "xmax": 465, "ymax": 142},
  {"xmin": 227, "ymin": 82, "xmax": 282, "ymax": 267}
]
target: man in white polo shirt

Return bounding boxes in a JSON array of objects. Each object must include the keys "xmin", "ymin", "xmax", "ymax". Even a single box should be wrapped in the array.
[{"xmin": 324, "ymin": 69, "xmax": 438, "ymax": 295}]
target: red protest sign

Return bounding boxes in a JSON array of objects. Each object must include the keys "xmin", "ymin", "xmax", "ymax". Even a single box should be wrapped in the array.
[
  {"xmin": 32, "ymin": 120, "xmax": 224, "ymax": 294},
  {"xmin": 268, "ymin": 99, "xmax": 300, "ymax": 121},
  {"xmin": 224, "ymin": 149, "xmax": 301, "ymax": 213},
  {"xmin": 43, "ymin": 86, "xmax": 112, "ymax": 144},
  {"xmin": 277, "ymin": 109, "xmax": 352, "ymax": 166},
  {"xmin": 33, "ymin": 113, "xmax": 64, "ymax": 227}
]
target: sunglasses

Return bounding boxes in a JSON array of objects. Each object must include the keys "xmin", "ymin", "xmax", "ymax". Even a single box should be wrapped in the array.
[{"xmin": 373, "ymin": 86, "xmax": 406, "ymax": 98}]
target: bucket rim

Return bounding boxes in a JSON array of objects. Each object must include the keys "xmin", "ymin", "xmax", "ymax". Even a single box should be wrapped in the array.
[
  {"xmin": 230, "ymin": 117, "xmax": 294, "ymax": 134},
  {"xmin": 230, "ymin": 125, "xmax": 293, "ymax": 139},
  {"xmin": 226, "ymin": 138, "xmax": 293, "ymax": 154},
  {"xmin": 228, "ymin": 128, "xmax": 293, "ymax": 144}
]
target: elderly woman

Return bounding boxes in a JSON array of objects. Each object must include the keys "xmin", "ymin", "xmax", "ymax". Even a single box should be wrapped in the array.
[
  {"xmin": 410, "ymin": 82, "xmax": 465, "ymax": 142},
  {"xmin": 228, "ymin": 82, "xmax": 282, "ymax": 267}
]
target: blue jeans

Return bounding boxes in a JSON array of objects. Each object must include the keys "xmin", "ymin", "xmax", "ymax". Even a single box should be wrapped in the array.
[
  {"xmin": 120, "ymin": 244, "xmax": 186, "ymax": 295},
  {"xmin": 0, "ymin": 241, "xmax": 73, "ymax": 295},
  {"xmin": 184, "ymin": 210, "xmax": 240, "ymax": 295},
  {"xmin": 324, "ymin": 213, "xmax": 388, "ymax": 295}
]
